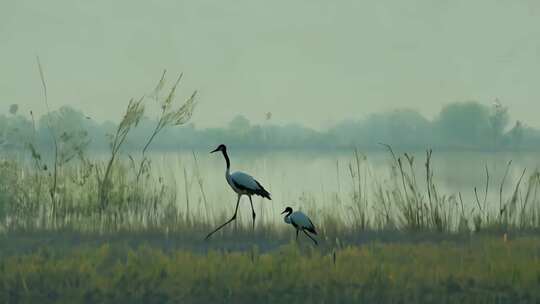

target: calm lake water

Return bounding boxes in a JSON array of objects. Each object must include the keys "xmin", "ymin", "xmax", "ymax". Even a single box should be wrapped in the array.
[{"xmin": 145, "ymin": 149, "xmax": 540, "ymax": 223}]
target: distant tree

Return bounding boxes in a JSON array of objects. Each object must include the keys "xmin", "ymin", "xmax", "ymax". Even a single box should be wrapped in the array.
[
  {"xmin": 0, "ymin": 115, "xmax": 7, "ymax": 147},
  {"xmin": 330, "ymin": 109, "xmax": 432, "ymax": 148},
  {"xmin": 228, "ymin": 115, "xmax": 252, "ymax": 143},
  {"xmin": 9, "ymin": 104, "xmax": 18, "ymax": 115},
  {"xmin": 504, "ymin": 120, "xmax": 524, "ymax": 149},
  {"xmin": 0, "ymin": 115, "xmax": 33, "ymax": 149},
  {"xmin": 435, "ymin": 101, "xmax": 491, "ymax": 148},
  {"xmin": 229, "ymin": 115, "xmax": 251, "ymax": 133},
  {"xmin": 39, "ymin": 106, "xmax": 89, "ymax": 132},
  {"xmin": 368, "ymin": 109, "xmax": 432, "ymax": 147},
  {"xmin": 488, "ymin": 102, "xmax": 510, "ymax": 148},
  {"xmin": 37, "ymin": 106, "xmax": 90, "ymax": 163}
]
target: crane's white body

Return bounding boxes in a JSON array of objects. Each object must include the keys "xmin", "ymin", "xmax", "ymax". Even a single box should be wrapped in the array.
[
  {"xmin": 282, "ymin": 207, "xmax": 318, "ymax": 245},
  {"xmin": 205, "ymin": 144, "xmax": 271, "ymax": 240},
  {"xmin": 226, "ymin": 170, "xmax": 262, "ymax": 195},
  {"xmin": 284, "ymin": 211, "xmax": 315, "ymax": 232}
]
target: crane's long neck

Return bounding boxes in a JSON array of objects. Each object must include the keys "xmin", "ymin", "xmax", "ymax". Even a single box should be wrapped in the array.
[
  {"xmin": 221, "ymin": 150, "xmax": 231, "ymax": 172},
  {"xmin": 283, "ymin": 210, "xmax": 292, "ymax": 223}
]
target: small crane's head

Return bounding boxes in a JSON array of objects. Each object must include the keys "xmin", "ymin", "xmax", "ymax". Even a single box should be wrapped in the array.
[
  {"xmin": 210, "ymin": 144, "xmax": 227, "ymax": 154},
  {"xmin": 281, "ymin": 206, "xmax": 293, "ymax": 215}
]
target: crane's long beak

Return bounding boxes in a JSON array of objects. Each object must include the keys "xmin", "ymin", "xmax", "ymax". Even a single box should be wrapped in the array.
[
  {"xmin": 280, "ymin": 209, "xmax": 287, "ymax": 214},
  {"xmin": 210, "ymin": 147, "xmax": 219, "ymax": 153}
]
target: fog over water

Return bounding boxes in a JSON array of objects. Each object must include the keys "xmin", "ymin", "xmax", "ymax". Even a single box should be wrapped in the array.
[{"xmin": 145, "ymin": 149, "xmax": 539, "ymax": 223}]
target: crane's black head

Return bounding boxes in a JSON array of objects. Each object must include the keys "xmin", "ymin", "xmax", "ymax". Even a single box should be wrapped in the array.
[
  {"xmin": 210, "ymin": 144, "xmax": 227, "ymax": 154},
  {"xmin": 281, "ymin": 207, "xmax": 293, "ymax": 215}
]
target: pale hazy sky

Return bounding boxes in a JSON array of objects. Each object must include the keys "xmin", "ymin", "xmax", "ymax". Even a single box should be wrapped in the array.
[{"xmin": 1, "ymin": 0, "xmax": 539, "ymax": 129}]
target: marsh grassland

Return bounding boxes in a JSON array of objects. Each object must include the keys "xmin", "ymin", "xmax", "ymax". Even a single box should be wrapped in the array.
[
  {"xmin": 1, "ymin": 145, "xmax": 540, "ymax": 303},
  {"xmin": 1, "ymin": 234, "xmax": 540, "ymax": 303},
  {"xmin": 2, "ymin": 76, "xmax": 540, "ymax": 303}
]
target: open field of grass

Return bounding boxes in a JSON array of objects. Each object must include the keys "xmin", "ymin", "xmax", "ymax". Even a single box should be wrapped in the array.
[
  {"xmin": 1, "ymin": 234, "xmax": 540, "ymax": 304},
  {"xmin": 2, "ymin": 80, "xmax": 540, "ymax": 303}
]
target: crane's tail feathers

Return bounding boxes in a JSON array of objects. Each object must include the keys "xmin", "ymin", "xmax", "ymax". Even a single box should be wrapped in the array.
[
  {"xmin": 254, "ymin": 181, "xmax": 271, "ymax": 200},
  {"xmin": 256, "ymin": 189, "xmax": 271, "ymax": 200}
]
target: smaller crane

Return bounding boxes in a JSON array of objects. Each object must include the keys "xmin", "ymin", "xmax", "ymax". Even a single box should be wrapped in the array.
[{"xmin": 281, "ymin": 207, "xmax": 318, "ymax": 245}]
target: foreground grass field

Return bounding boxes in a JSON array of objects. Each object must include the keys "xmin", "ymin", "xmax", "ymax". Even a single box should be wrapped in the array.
[{"xmin": 1, "ymin": 234, "xmax": 539, "ymax": 304}]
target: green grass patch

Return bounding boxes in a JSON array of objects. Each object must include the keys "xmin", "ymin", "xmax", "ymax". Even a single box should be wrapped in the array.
[{"xmin": 1, "ymin": 235, "xmax": 539, "ymax": 303}]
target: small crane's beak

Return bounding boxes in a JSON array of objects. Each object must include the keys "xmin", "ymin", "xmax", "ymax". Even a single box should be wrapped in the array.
[
  {"xmin": 280, "ymin": 209, "xmax": 287, "ymax": 214},
  {"xmin": 210, "ymin": 147, "xmax": 219, "ymax": 154}
]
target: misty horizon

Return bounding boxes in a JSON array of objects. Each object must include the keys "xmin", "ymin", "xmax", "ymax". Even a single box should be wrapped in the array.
[
  {"xmin": 2, "ymin": 99, "xmax": 537, "ymax": 151},
  {"xmin": 0, "ymin": 96, "xmax": 532, "ymax": 131}
]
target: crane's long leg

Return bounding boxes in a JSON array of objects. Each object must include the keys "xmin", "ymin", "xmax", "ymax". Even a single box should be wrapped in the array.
[
  {"xmin": 296, "ymin": 229, "xmax": 299, "ymax": 241},
  {"xmin": 248, "ymin": 196, "xmax": 256, "ymax": 231},
  {"xmin": 205, "ymin": 194, "xmax": 241, "ymax": 240},
  {"xmin": 303, "ymin": 229, "xmax": 318, "ymax": 246}
]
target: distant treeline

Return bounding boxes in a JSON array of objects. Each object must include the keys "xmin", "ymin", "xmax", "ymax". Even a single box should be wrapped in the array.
[{"xmin": 0, "ymin": 101, "xmax": 537, "ymax": 152}]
